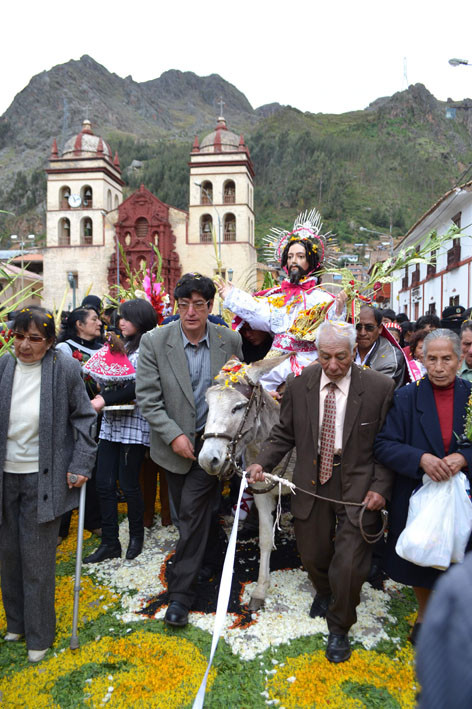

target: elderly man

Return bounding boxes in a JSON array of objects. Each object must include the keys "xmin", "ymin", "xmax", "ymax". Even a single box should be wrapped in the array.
[
  {"xmin": 355, "ymin": 305, "xmax": 405, "ymax": 388},
  {"xmin": 136, "ymin": 273, "xmax": 242, "ymax": 628},
  {"xmin": 459, "ymin": 320, "xmax": 472, "ymax": 382},
  {"xmin": 247, "ymin": 321, "xmax": 395, "ymax": 663}
]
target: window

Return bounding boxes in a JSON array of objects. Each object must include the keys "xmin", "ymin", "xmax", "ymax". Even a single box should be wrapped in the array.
[
  {"xmin": 81, "ymin": 217, "xmax": 93, "ymax": 245},
  {"xmin": 224, "ymin": 213, "xmax": 236, "ymax": 242},
  {"xmin": 135, "ymin": 217, "xmax": 149, "ymax": 239},
  {"xmin": 428, "ymin": 303, "xmax": 436, "ymax": 315},
  {"xmin": 450, "ymin": 295, "xmax": 460, "ymax": 307},
  {"xmin": 201, "ymin": 181, "xmax": 213, "ymax": 205},
  {"xmin": 452, "ymin": 212, "xmax": 462, "ymax": 229},
  {"xmin": 59, "ymin": 186, "xmax": 71, "ymax": 210},
  {"xmin": 200, "ymin": 214, "xmax": 213, "ymax": 242},
  {"xmin": 82, "ymin": 185, "xmax": 93, "ymax": 208},
  {"xmin": 114, "ymin": 194, "xmax": 119, "ymax": 209},
  {"xmin": 107, "ymin": 190, "xmax": 112, "ymax": 211},
  {"xmin": 223, "ymin": 180, "xmax": 235, "ymax": 204},
  {"xmin": 58, "ymin": 218, "xmax": 70, "ymax": 246}
]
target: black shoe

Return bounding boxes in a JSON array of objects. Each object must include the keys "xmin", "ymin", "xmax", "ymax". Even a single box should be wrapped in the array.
[
  {"xmin": 410, "ymin": 622, "xmax": 422, "ymax": 646},
  {"xmin": 309, "ymin": 594, "xmax": 331, "ymax": 618},
  {"xmin": 126, "ymin": 537, "xmax": 143, "ymax": 560},
  {"xmin": 83, "ymin": 544, "xmax": 121, "ymax": 564},
  {"xmin": 326, "ymin": 632, "xmax": 351, "ymax": 663},
  {"xmin": 164, "ymin": 601, "xmax": 189, "ymax": 627}
]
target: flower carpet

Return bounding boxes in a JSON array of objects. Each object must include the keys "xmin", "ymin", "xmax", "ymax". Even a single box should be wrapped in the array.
[{"xmin": 0, "ymin": 500, "xmax": 418, "ymax": 708}]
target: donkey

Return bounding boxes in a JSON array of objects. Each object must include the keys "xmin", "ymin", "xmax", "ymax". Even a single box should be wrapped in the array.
[{"xmin": 199, "ymin": 355, "xmax": 295, "ymax": 611}]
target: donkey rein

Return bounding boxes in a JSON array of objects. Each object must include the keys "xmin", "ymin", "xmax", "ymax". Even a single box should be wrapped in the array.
[{"xmin": 252, "ymin": 472, "xmax": 387, "ymax": 545}]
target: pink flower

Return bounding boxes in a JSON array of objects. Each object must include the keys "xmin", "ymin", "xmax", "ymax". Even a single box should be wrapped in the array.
[{"xmin": 143, "ymin": 275, "xmax": 162, "ymax": 299}]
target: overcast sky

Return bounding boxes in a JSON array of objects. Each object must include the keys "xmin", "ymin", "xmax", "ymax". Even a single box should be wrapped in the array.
[{"xmin": 2, "ymin": 0, "xmax": 472, "ymax": 118}]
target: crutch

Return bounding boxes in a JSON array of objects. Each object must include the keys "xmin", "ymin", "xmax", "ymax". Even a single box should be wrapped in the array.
[{"xmin": 70, "ymin": 481, "xmax": 87, "ymax": 650}]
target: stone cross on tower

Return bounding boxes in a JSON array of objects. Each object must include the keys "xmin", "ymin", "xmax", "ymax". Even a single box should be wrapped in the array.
[{"xmin": 217, "ymin": 97, "xmax": 225, "ymax": 118}]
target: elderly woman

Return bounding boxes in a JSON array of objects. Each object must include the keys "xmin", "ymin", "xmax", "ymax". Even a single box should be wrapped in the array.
[
  {"xmin": 375, "ymin": 329, "xmax": 472, "ymax": 644},
  {"xmin": 0, "ymin": 307, "xmax": 97, "ymax": 662}
]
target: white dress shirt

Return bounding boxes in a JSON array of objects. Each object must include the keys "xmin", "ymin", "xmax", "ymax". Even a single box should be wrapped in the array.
[{"xmin": 318, "ymin": 368, "xmax": 352, "ymax": 453}]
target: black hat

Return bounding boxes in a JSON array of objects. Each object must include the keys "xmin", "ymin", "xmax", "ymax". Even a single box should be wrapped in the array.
[
  {"xmin": 81, "ymin": 295, "xmax": 102, "ymax": 314},
  {"xmin": 441, "ymin": 305, "xmax": 465, "ymax": 320}
]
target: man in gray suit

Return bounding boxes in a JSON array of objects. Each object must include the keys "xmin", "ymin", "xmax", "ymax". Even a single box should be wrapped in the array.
[{"xmin": 136, "ymin": 273, "xmax": 242, "ymax": 627}]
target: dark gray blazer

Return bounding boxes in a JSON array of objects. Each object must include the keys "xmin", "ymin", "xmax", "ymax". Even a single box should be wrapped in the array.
[
  {"xmin": 0, "ymin": 348, "xmax": 97, "ymax": 524},
  {"xmin": 136, "ymin": 320, "xmax": 242, "ymax": 474}
]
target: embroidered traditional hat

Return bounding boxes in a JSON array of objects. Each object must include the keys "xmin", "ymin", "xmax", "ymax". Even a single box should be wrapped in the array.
[{"xmin": 83, "ymin": 342, "xmax": 136, "ymax": 384}]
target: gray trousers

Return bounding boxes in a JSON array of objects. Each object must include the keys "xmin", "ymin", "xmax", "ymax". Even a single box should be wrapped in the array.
[{"xmin": 0, "ymin": 473, "xmax": 61, "ymax": 650}]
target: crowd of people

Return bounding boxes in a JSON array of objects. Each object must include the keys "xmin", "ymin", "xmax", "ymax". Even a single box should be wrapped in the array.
[{"xmin": 1, "ymin": 227, "xmax": 472, "ymax": 709}]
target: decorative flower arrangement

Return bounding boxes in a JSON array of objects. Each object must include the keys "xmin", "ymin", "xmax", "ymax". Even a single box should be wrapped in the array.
[
  {"xmin": 455, "ymin": 391, "xmax": 472, "ymax": 448},
  {"xmin": 108, "ymin": 243, "xmax": 170, "ymax": 324},
  {"xmin": 287, "ymin": 302, "xmax": 332, "ymax": 341}
]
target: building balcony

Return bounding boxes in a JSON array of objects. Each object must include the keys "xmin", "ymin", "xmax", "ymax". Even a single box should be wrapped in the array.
[{"xmin": 223, "ymin": 230, "xmax": 236, "ymax": 242}]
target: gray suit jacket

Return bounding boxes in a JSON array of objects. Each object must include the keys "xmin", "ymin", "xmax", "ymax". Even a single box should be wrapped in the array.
[
  {"xmin": 0, "ymin": 348, "xmax": 97, "ymax": 524},
  {"xmin": 256, "ymin": 362, "xmax": 395, "ymax": 525},
  {"xmin": 136, "ymin": 320, "xmax": 242, "ymax": 473}
]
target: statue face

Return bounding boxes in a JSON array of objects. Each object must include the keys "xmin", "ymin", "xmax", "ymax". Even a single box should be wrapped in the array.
[{"xmin": 286, "ymin": 243, "xmax": 309, "ymax": 276}]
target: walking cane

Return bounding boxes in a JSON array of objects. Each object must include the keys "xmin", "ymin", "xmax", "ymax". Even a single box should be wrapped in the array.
[{"xmin": 70, "ymin": 480, "xmax": 87, "ymax": 650}]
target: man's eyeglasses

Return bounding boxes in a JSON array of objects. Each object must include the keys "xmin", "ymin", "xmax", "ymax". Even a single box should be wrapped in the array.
[
  {"xmin": 177, "ymin": 300, "xmax": 210, "ymax": 312},
  {"xmin": 355, "ymin": 323, "xmax": 377, "ymax": 333},
  {"xmin": 13, "ymin": 331, "xmax": 47, "ymax": 344}
]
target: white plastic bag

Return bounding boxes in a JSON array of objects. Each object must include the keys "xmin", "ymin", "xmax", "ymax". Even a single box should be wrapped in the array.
[
  {"xmin": 452, "ymin": 473, "xmax": 472, "ymax": 563},
  {"xmin": 396, "ymin": 475, "xmax": 455, "ymax": 570}
]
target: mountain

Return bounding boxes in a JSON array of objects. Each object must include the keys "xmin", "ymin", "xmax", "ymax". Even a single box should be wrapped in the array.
[{"xmin": 1, "ymin": 55, "xmax": 472, "ymax": 251}]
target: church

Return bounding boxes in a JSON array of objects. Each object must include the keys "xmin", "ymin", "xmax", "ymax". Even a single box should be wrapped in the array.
[{"xmin": 42, "ymin": 116, "xmax": 258, "ymax": 308}]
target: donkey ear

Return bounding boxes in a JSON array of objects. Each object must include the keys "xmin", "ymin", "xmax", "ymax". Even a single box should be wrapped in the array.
[{"xmin": 245, "ymin": 353, "xmax": 291, "ymax": 385}]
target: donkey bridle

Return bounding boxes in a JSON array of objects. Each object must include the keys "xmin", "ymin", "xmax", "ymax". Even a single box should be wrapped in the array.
[{"xmin": 201, "ymin": 382, "xmax": 265, "ymax": 481}]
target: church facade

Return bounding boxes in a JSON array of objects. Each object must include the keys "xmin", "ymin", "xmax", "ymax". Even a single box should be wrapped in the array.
[{"xmin": 43, "ymin": 116, "xmax": 256, "ymax": 310}]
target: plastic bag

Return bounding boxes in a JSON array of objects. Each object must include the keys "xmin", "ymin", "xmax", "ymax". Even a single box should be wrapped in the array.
[
  {"xmin": 396, "ymin": 473, "xmax": 472, "ymax": 570},
  {"xmin": 452, "ymin": 473, "xmax": 472, "ymax": 563}
]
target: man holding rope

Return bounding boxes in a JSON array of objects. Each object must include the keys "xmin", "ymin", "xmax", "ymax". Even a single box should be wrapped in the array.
[{"xmin": 247, "ymin": 321, "xmax": 394, "ymax": 663}]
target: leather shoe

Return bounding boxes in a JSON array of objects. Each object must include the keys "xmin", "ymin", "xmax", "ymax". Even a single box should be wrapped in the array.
[
  {"xmin": 309, "ymin": 594, "xmax": 331, "ymax": 618},
  {"xmin": 326, "ymin": 632, "xmax": 351, "ymax": 663},
  {"xmin": 164, "ymin": 601, "xmax": 189, "ymax": 627},
  {"xmin": 126, "ymin": 537, "xmax": 143, "ymax": 560},
  {"xmin": 83, "ymin": 544, "xmax": 121, "ymax": 564}
]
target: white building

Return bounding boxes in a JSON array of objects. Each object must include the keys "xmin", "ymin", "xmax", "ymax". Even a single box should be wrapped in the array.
[
  {"xmin": 186, "ymin": 116, "xmax": 257, "ymax": 289},
  {"xmin": 43, "ymin": 120, "xmax": 123, "ymax": 309},
  {"xmin": 393, "ymin": 181, "xmax": 472, "ymax": 320}
]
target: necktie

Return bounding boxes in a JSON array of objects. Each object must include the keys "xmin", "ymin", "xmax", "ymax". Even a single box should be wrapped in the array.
[{"xmin": 319, "ymin": 382, "xmax": 336, "ymax": 484}]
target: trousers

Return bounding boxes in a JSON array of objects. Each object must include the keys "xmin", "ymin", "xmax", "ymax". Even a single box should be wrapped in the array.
[
  {"xmin": 0, "ymin": 473, "xmax": 60, "ymax": 650},
  {"xmin": 294, "ymin": 466, "xmax": 378, "ymax": 634},
  {"xmin": 95, "ymin": 439, "xmax": 146, "ymax": 546}
]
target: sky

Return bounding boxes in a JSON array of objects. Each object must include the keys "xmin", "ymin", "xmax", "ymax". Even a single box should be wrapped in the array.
[{"xmin": 2, "ymin": 0, "xmax": 472, "ymax": 117}]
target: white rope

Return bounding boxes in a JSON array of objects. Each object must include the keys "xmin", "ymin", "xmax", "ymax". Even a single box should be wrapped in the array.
[{"xmin": 192, "ymin": 473, "xmax": 248, "ymax": 709}]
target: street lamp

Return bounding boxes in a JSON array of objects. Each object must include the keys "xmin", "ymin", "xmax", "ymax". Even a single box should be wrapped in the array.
[
  {"xmin": 449, "ymin": 58, "xmax": 471, "ymax": 67},
  {"xmin": 67, "ymin": 271, "xmax": 77, "ymax": 309}
]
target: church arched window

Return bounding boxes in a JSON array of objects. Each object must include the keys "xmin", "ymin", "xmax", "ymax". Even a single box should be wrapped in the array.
[
  {"xmin": 223, "ymin": 180, "xmax": 235, "ymax": 204},
  {"xmin": 135, "ymin": 217, "xmax": 149, "ymax": 239},
  {"xmin": 107, "ymin": 190, "xmax": 112, "ymax": 211},
  {"xmin": 59, "ymin": 186, "xmax": 71, "ymax": 210},
  {"xmin": 201, "ymin": 181, "xmax": 213, "ymax": 205},
  {"xmin": 200, "ymin": 214, "xmax": 213, "ymax": 242},
  {"xmin": 114, "ymin": 194, "xmax": 119, "ymax": 209},
  {"xmin": 224, "ymin": 213, "xmax": 236, "ymax": 242},
  {"xmin": 81, "ymin": 217, "xmax": 93, "ymax": 245},
  {"xmin": 58, "ymin": 218, "xmax": 70, "ymax": 246},
  {"xmin": 81, "ymin": 185, "xmax": 93, "ymax": 208}
]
